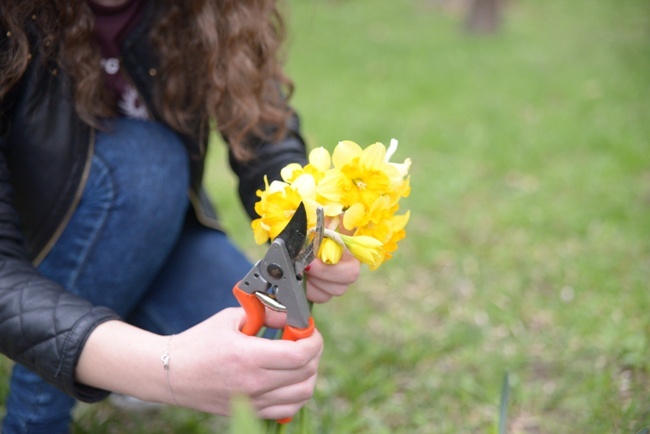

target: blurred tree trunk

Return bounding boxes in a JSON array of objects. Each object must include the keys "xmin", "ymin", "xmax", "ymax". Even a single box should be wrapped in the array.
[{"xmin": 465, "ymin": 0, "xmax": 502, "ymax": 34}]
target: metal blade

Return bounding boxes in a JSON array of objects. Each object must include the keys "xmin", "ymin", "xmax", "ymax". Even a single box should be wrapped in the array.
[
  {"xmin": 274, "ymin": 202, "xmax": 307, "ymax": 261},
  {"xmin": 293, "ymin": 206, "xmax": 324, "ymax": 274}
]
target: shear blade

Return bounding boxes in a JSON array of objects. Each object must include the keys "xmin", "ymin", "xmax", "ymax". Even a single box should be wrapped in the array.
[
  {"xmin": 274, "ymin": 202, "xmax": 307, "ymax": 261},
  {"xmin": 255, "ymin": 292, "xmax": 286, "ymax": 313}
]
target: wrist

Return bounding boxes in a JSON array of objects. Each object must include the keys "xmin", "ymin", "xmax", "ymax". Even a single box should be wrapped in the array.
[
  {"xmin": 75, "ymin": 320, "xmax": 171, "ymax": 404},
  {"xmin": 161, "ymin": 334, "xmax": 180, "ymax": 406}
]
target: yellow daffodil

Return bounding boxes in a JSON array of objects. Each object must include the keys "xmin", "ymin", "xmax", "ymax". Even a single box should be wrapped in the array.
[
  {"xmin": 281, "ymin": 148, "xmax": 346, "ymax": 218},
  {"xmin": 332, "ymin": 140, "xmax": 392, "ymax": 208},
  {"xmin": 252, "ymin": 139, "xmax": 410, "ymax": 270},
  {"xmin": 251, "ymin": 178, "xmax": 303, "ymax": 244},
  {"xmin": 318, "ymin": 237, "xmax": 344, "ymax": 265},
  {"xmin": 281, "ymin": 147, "xmax": 332, "ymax": 184},
  {"xmin": 343, "ymin": 194, "xmax": 398, "ymax": 232},
  {"xmin": 250, "ymin": 138, "xmax": 410, "ymax": 433},
  {"xmin": 355, "ymin": 210, "xmax": 410, "ymax": 268},
  {"xmin": 291, "ymin": 172, "xmax": 345, "ymax": 222},
  {"xmin": 338, "ymin": 233, "xmax": 383, "ymax": 267}
]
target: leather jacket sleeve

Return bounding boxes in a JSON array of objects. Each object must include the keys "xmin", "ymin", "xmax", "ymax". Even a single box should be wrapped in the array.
[
  {"xmin": 0, "ymin": 127, "xmax": 120, "ymax": 402},
  {"xmin": 228, "ymin": 113, "xmax": 309, "ymax": 220}
]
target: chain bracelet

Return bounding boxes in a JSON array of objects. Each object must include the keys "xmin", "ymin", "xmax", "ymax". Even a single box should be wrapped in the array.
[{"xmin": 161, "ymin": 335, "xmax": 179, "ymax": 407}]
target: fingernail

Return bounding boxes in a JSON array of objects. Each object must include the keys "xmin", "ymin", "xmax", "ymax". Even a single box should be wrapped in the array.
[{"xmin": 304, "ymin": 265, "xmax": 312, "ymax": 272}]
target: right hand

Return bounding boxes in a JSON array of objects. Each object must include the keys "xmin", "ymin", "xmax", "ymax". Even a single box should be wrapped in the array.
[{"xmin": 169, "ymin": 307, "xmax": 323, "ymax": 420}]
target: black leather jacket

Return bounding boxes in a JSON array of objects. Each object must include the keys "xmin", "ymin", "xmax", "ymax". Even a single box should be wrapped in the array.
[{"xmin": 0, "ymin": 3, "xmax": 307, "ymax": 402}]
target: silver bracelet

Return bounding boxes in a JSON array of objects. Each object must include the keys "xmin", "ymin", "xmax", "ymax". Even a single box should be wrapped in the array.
[{"xmin": 161, "ymin": 334, "xmax": 179, "ymax": 407}]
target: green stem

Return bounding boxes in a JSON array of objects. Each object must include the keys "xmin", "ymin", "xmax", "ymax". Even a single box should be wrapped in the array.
[
  {"xmin": 498, "ymin": 371, "xmax": 510, "ymax": 434},
  {"xmin": 299, "ymin": 406, "xmax": 308, "ymax": 434},
  {"xmin": 261, "ymin": 271, "xmax": 314, "ymax": 434}
]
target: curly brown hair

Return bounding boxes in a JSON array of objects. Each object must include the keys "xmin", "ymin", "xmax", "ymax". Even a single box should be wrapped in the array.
[{"xmin": 0, "ymin": 0, "xmax": 294, "ymax": 160}]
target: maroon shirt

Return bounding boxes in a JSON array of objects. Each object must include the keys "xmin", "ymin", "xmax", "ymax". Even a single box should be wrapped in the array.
[{"xmin": 89, "ymin": 0, "xmax": 149, "ymax": 118}]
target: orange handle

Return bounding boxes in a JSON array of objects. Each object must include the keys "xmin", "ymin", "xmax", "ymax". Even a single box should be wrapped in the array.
[
  {"xmin": 233, "ymin": 285, "xmax": 265, "ymax": 336},
  {"xmin": 276, "ymin": 317, "xmax": 316, "ymax": 424},
  {"xmin": 234, "ymin": 285, "xmax": 315, "ymax": 425},
  {"xmin": 282, "ymin": 317, "xmax": 315, "ymax": 342}
]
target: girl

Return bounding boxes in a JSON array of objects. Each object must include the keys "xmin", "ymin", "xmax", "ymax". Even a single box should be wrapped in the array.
[{"xmin": 0, "ymin": 1, "xmax": 360, "ymax": 432}]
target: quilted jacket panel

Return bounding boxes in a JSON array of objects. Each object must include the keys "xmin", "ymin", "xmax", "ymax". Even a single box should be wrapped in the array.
[{"xmin": 0, "ymin": 147, "xmax": 120, "ymax": 402}]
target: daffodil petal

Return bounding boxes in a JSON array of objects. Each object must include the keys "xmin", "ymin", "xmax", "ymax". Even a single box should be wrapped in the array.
[
  {"xmin": 391, "ymin": 210, "xmax": 410, "ymax": 231},
  {"xmin": 360, "ymin": 142, "xmax": 387, "ymax": 171},
  {"xmin": 315, "ymin": 169, "xmax": 345, "ymax": 203},
  {"xmin": 292, "ymin": 173, "xmax": 317, "ymax": 201},
  {"xmin": 280, "ymin": 163, "xmax": 304, "ymax": 183},
  {"xmin": 332, "ymin": 140, "xmax": 362, "ymax": 169},
  {"xmin": 251, "ymin": 219, "xmax": 269, "ymax": 245},
  {"xmin": 343, "ymin": 202, "xmax": 367, "ymax": 231},
  {"xmin": 309, "ymin": 147, "xmax": 332, "ymax": 172},
  {"xmin": 386, "ymin": 138, "xmax": 398, "ymax": 162},
  {"xmin": 390, "ymin": 157, "xmax": 412, "ymax": 177}
]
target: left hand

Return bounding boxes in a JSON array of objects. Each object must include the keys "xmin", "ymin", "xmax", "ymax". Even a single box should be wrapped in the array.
[{"xmin": 304, "ymin": 249, "xmax": 360, "ymax": 303}]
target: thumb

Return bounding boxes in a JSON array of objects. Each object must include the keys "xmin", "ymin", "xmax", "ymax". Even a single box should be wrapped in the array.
[{"xmin": 209, "ymin": 307, "xmax": 248, "ymax": 331}]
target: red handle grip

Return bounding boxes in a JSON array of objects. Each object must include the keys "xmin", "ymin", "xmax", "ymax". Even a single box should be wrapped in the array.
[
  {"xmin": 234, "ymin": 285, "xmax": 316, "ymax": 425},
  {"xmin": 282, "ymin": 317, "xmax": 315, "ymax": 342},
  {"xmin": 233, "ymin": 285, "xmax": 265, "ymax": 336},
  {"xmin": 276, "ymin": 317, "xmax": 316, "ymax": 424}
]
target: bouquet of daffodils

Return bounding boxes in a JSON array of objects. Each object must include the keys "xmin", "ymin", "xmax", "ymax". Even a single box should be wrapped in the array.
[{"xmin": 252, "ymin": 139, "xmax": 411, "ymax": 270}]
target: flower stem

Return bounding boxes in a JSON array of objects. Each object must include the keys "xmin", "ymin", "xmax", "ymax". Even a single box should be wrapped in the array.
[{"xmin": 322, "ymin": 228, "xmax": 346, "ymax": 248}]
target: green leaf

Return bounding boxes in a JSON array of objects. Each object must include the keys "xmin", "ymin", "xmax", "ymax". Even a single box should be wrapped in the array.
[
  {"xmin": 498, "ymin": 372, "xmax": 510, "ymax": 434},
  {"xmin": 230, "ymin": 395, "xmax": 265, "ymax": 434}
]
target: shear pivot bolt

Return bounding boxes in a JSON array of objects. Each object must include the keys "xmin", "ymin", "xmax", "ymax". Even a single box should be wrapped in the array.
[{"xmin": 267, "ymin": 263, "xmax": 284, "ymax": 279}]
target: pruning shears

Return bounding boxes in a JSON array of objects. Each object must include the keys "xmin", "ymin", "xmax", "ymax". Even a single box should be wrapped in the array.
[
  {"xmin": 233, "ymin": 203, "xmax": 323, "ymax": 423},
  {"xmin": 233, "ymin": 202, "xmax": 324, "ymax": 342}
]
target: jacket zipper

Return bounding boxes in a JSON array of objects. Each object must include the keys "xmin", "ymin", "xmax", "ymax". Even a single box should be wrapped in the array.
[
  {"xmin": 32, "ymin": 129, "xmax": 96, "ymax": 267},
  {"xmin": 188, "ymin": 190, "xmax": 224, "ymax": 231}
]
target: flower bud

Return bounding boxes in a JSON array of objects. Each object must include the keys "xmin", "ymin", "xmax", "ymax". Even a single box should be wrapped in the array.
[{"xmin": 318, "ymin": 237, "xmax": 344, "ymax": 265}]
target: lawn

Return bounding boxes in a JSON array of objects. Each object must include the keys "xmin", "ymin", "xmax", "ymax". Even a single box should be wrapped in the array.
[{"xmin": 2, "ymin": 0, "xmax": 649, "ymax": 433}]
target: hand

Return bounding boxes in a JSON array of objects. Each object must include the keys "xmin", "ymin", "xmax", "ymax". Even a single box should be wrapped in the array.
[
  {"xmin": 76, "ymin": 309, "xmax": 323, "ymax": 421},
  {"xmin": 170, "ymin": 308, "xmax": 323, "ymax": 420},
  {"xmin": 304, "ymin": 249, "xmax": 360, "ymax": 304}
]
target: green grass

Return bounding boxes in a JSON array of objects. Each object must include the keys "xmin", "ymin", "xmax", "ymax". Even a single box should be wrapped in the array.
[{"xmin": 2, "ymin": 0, "xmax": 649, "ymax": 432}]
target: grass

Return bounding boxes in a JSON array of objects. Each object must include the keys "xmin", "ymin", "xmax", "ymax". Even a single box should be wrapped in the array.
[{"xmin": 2, "ymin": 0, "xmax": 649, "ymax": 432}]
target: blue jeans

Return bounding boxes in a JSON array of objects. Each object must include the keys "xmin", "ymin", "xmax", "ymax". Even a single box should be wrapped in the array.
[{"xmin": 2, "ymin": 119, "xmax": 252, "ymax": 434}]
